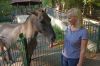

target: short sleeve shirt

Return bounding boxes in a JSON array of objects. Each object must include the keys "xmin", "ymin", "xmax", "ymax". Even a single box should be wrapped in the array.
[{"xmin": 62, "ymin": 26, "xmax": 88, "ymax": 58}]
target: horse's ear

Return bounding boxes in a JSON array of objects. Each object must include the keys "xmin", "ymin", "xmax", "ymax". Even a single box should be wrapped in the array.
[
  {"xmin": 31, "ymin": 11, "xmax": 38, "ymax": 16},
  {"xmin": 27, "ymin": 11, "xmax": 38, "ymax": 16},
  {"xmin": 39, "ymin": 8, "xmax": 46, "ymax": 12},
  {"xmin": 42, "ymin": 8, "xmax": 46, "ymax": 12}
]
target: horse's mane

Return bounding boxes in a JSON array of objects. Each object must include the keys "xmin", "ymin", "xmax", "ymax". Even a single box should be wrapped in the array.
[
  {"xmin": 24, "ymin": 15, "xmax": 31, "ymax": 22},
  {"xmin": 24, "ymin": 13, "xmax": 37, "ymax": 24},
  {"xmin": 24, "ymin": 9, "xmax": 41, "ymax": 23}
]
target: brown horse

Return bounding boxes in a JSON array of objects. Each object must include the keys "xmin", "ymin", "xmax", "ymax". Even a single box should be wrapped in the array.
[{"xmin": 0, "ymin": 8, "xmax": 56, "ymax": 65}]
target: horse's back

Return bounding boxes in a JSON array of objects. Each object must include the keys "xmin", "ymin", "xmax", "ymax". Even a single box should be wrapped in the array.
[
  {"xmin": 0, "ymin": 23, "xmax": 21, "ymax": 40},
  {"xmin": 0, "ymin": 23, "xmax": 20, "ymax": 34},
  {"xmin": 0, "ymin": 23, "xmax": 20, "ymax": 28}
]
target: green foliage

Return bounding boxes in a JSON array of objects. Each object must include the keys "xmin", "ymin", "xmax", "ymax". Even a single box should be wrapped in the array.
[
  {"xmin": 53, "ymin": 26, "xmax": 64, "ymax": 41},
  {"xmin": 83, "ymin": 0, "xmax": 100, "ymax": 6},
  {"xmin": 42, "ymin": 0, "xmax": 52, "ymax": 7},
  {"xmin": 94, "ymin": 0, "xmax": 100, "ymax": 7},
  {"xmin": 42, "ymin": 0, "xmax": 83, "ymax": 10},
  {"xmin": 0, "ymin": 0, "xmax": 13, "ymax": 22},
  {"xmin": 95, "ymin": 3, "xmax": 100, "ymax": 7},
  {"xmin": 64, "ymin": 0, "xmax": 83, "ymax": 9},
  {"xmin": 0, "ymin": 0, "xmax": 12, "ymax": 16}
]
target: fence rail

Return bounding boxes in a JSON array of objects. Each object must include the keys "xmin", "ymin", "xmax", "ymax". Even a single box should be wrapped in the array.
[
  {"xmin": 83, "ymin": 18, "xmax": 100, "ymax": 52},
  {"xmin": 0, "ymin": 16, "xmax": 12, "ymax": 22},
  {"xmin": 0, "ymin": 31, "xmax": 63, "ymax": 66}
]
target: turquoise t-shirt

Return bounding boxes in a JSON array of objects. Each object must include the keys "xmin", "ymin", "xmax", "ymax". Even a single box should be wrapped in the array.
[{"xmin": 62, "ymin": 26, "xmax": 88, "ymax": 58}]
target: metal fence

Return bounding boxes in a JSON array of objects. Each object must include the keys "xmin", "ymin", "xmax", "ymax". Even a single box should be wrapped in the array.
[
  {"xmin": 0, "ymin": 16, "xmax": 12, "ymax": 22},
  {"xmin": 83, "ymin": 18, "xmax": 100, "ymax": 52},
  {"xmin": 0, "ymin": 28, "xmax": 63, "ymax": 66},
  {"xmin": 0, "ymin": 8, "xmax": 100, "ymax": 66}
]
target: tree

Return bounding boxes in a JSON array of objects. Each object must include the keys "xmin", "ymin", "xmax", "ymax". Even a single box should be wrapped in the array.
[
  {"xmin": 42, "ymin": 0, "xmax": 52, "ymax": 8},
  {"xmin": 0, "ymin": 0, "xmax": 12, "ymax": 16},
  {"xmin": 87, "ymin": 0, "xmax": 95, "ymax": 15}
]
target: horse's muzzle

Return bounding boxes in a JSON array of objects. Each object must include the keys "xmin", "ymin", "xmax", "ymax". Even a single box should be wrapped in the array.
[
  {"xmin": 51, "ymin": 34, "xmax": 56, "ymax": 42},
  {"xmin": 49, "ymin": 34, "xmax": 56, "ymax": 48}
]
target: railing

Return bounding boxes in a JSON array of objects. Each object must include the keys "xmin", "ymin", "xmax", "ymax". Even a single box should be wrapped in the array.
[
  {"xmin": 0, "ymin": 32, "xmax": 63, "ymax": 66},
  {"xmin": 0, "ymin": 16, "xmax": 12, "ymax": 22},
  {"xmin": 0, "ymin": 33, "xmax": 29, "ymax": 66},
  {"xmin": 83, "ymin": 18, "xmax": 100, "ymax": 52}
]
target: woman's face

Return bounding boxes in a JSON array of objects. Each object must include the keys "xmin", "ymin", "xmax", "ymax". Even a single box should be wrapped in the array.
[{"xmin": 68, "ymin": 15, "xmax": 78, "ymax": 26}]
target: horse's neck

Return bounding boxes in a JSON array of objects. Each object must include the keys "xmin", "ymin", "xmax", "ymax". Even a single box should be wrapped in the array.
[
  {"xmin": 21, "ymin": 17, "xmax": 38, "ymax": 39},
  {"xmin": 24, "ymin": 20, "xmax": 33, "ymax": 29},
  {"xmin": 27, "ymin": 32, "xmax": 38, "ymax": 43},
  {"xmin": 24, "ymin": 16, "xmax": 36, "ymax": 30}
]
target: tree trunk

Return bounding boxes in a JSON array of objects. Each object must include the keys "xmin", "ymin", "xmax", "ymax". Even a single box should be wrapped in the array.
[{"xmin": 51, "ymin": 0, "xmax": 55, "ymax": 8}]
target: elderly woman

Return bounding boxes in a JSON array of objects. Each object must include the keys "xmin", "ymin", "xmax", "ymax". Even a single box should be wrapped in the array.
[{"xmin": 61, "ymin": 8, "xmax": 88, "ymax": 66}]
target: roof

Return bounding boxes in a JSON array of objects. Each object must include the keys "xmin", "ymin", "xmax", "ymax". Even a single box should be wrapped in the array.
[{"xmin": 11, "ymin": 0, "xmax": 42, "ymax": 5}]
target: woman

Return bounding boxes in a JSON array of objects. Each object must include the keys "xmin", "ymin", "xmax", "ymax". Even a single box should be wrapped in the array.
[{"xmin": 61, "ymin": 8, "xmax": 88, "ymax": 66}]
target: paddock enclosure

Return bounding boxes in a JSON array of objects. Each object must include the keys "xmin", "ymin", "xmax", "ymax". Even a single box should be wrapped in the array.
[
  {"xmin": 0, "ymin": 17, "xmax": 100, "ymax": 66},
  {"xmin": 0, "ymin": 0, "xmax": 62, "ymax": 66},
  {"xmin": 0, "ymin": 32, "xmax": 63, "ymax": 66},
  {"xmin": 0, "ymin": 0, "xmax": 100, "ymax": 66},
  {"xmin": 0, "ymin": 8, "xmax": 57, "ymax": 66}
]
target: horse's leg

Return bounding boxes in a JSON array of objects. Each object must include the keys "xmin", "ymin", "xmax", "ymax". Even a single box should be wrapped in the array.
[
  {"xmin": 7, "ymin": 49, "xmax": 13, "ymax": 62},
  {"xmin": 0, "ymin": 46, "xmax": 9, "ymax": 62},
  {"xmin": 27, "ymin": 39, "xmax": 37, "ymax": 66},
  {"xmin": 3, "ymin": 47, "xmax": 10, "ymax": 62},
  {"xmin": 0, "ymin": 41, "xmax": 9, "ymax": 62},
  {"xmin": 0, "ymin": 46, "xmax": 4, "ymax": 60}
]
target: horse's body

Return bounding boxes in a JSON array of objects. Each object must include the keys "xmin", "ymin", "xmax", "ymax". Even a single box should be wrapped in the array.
[{"xmin": 0, "ymin": 9, "xmax": 55, "ymax": 65}]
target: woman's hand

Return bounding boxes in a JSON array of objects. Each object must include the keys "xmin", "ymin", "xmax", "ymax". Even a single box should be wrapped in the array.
[
  {"xmin": 77, "ymin": 63, "xmax": 82, "ymax": 66},
  {"xmin": 48, "ymin": 44, "xmax": 54, "ymax": 48},
  {"xmin": 48, "ymin": 40, "xmax": 64, "ymax": 48}
]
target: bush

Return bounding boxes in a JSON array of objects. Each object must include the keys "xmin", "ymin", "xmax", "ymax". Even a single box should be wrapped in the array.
[{"xmin": 53, "ymin": 26, "xmax": 64, "ymax": 41}]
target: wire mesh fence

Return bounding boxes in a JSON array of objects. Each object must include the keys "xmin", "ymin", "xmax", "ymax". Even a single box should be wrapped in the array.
[{"xmin": 0, "ymin": 27, "xmax": 64, "ymax": 66}]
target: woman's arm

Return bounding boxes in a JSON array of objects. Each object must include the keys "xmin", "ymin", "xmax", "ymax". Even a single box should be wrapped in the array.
[{"xmin": 77, "ymin": 39, "xmax": 88, "ymax": 66}]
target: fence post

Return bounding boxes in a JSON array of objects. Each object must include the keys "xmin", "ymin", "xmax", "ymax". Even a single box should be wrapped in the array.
[
  {"xmin": 97, "ymin": 26, "xmax": 100, "ymax": 52},
  {"xmin": 17, "ymin": 33, "xmax": 30, "ymax": 66}
]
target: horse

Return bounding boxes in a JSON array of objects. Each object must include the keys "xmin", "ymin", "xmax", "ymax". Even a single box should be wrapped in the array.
[
  {"xmin": 13, "ymin": 15, "xmax": 29, "ymax": 23},
  {"xmin": 0, "ymin": 8, "xmax": 56, "ymax": 65}
]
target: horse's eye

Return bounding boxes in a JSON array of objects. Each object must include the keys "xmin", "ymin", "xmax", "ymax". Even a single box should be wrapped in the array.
[
  {"xmin": 41, "ymin": 21, "xmax": 44, "ymax": 24},
  {"xmin": 42, "ymin": 10, "xmax": 44, "ymax": 12},
  {"xmin": 41, "ymin": 21, "xmax": 47, "ymax": 25}
]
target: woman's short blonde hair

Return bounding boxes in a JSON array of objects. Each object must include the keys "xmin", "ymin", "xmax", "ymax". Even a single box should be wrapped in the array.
[{"xmin": 66, "ymin": 8, "xmax": 83, "ymax": 28}]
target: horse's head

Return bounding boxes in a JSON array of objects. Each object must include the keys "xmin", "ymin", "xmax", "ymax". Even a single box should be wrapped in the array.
[{"xmin": 28, "ymin": 8, "xmax": 56, "ymax": 44}]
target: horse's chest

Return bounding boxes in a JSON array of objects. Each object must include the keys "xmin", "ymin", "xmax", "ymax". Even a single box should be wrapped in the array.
[{"xmin": 21, "ymin": 26, "xmax": 33, "ymax": 39}]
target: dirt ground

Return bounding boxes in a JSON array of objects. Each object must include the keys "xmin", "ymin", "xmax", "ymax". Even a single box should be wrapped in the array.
[{"xmin": 84, "ymin": 53, "xmax": 100, "ymax": 66}]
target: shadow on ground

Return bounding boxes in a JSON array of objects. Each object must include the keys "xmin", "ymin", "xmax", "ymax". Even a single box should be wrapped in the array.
[{"xmin": 84, "ymin": 58, "xmax": 100, "ymax": 66}]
